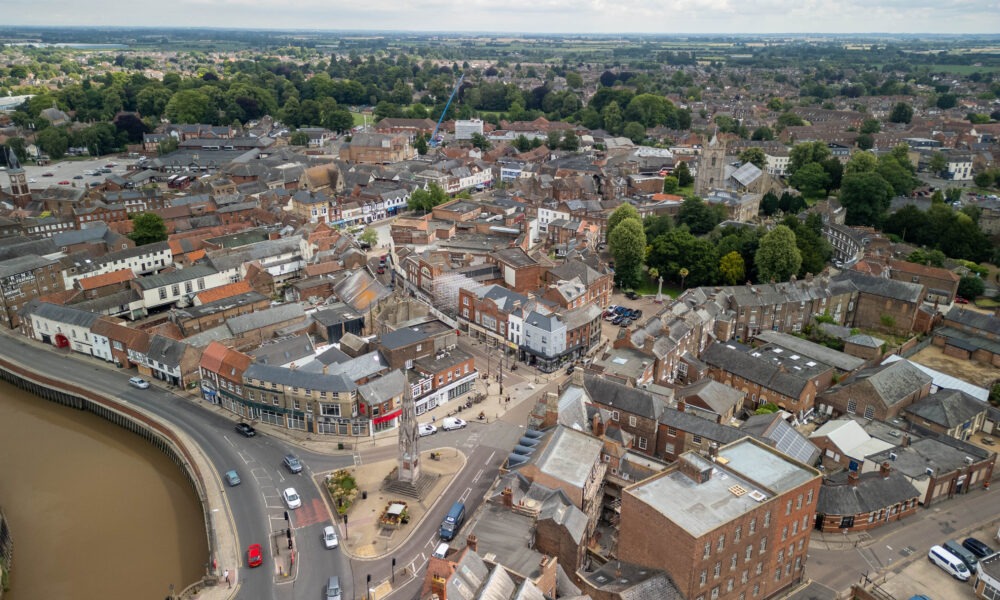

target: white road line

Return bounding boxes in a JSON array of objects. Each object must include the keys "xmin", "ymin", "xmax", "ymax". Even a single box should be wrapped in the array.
[
  {"xmin": 427, "ymin": 534, "xmax": 437, "ymax": 547},
  {"xmin": 487, "ymin": 450, "xmax": 496, "ymax": 463},
  {"xmin": 459, "ymin": 487, "xmax": 471, "ymax": 503},
  {"xmin": 472, "ymin": 469, "xmax": 484, "ymax": 483}
]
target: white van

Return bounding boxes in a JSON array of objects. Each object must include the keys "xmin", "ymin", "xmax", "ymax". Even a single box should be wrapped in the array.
[
  {"xmin": 432, "ymin": 542, "xmax": 450, "ymax": 559},
  {"xmin": 928, "ymin": 545, "xmax": 970, "ymax": 581}
]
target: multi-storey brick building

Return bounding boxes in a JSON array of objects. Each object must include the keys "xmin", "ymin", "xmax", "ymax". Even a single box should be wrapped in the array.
[
  {"xmin": 0, "ymin": 254, "xmax": 65, "ymax": 328},
  {"xmin": 817, "ymin": 359, "xmax": 932, "ymax": 422},
  {"xmin": 619, "ymin": 438, "xmax": 822, "ymax": 600}
]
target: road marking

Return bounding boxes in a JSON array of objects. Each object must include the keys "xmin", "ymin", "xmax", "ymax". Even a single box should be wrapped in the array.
[
  {"xmin": 354, "ymin": 453, "xmax": 362, "ymax": 466},
  {"xmin": 427, "ymin": 534, "xmax": 437, "ymax": 547},
  {"xmin": 472, "ymin": 469, "xmax": 484, "ymax": 483},
  {"xmin": 459, "ymin": 487, "xmax": 471, "ymax": 503},
  {"xmin": 487, "ymin": 450, "xmax": 496, "ymax": 463}
]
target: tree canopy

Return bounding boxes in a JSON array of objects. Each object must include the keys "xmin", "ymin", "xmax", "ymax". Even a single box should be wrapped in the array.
[
  {"xmin": 755, "ymin": 225, "xmax": 802, "ymax": 283},
  {"xmin": 407, "ymin": 183, "xmax": 449, "ymax": 213},
  {"xmin": 608, "ymin": 217, "xmax": 646, "ymax": 289},
  {"xmin": 129, "ymin": 213, "xmax": 168, "ymax": 246}
]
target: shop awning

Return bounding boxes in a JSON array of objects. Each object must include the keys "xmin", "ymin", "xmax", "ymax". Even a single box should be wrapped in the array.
[{"xmin": 372, "ymin": 408, "xmax": 402, "ymax": 425}]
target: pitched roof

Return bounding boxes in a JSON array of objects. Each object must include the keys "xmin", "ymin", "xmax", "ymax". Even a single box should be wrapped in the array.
[
  {"xmin": 76, "ymin": 269, "xmax": 135, "ymax": 290},
  {"xmin": 244, "ymin": 363, "xmax": 357, "ymax": 393},
  {"xmin": 904, "ymin": 389, "xmax": 987, "ymax": 429},
  {"xmin": 583, "ymin": 375, "xmax": 664, "ymax": 421},
  {"xmin": 816, "ymin": 471, "xmax": 920, "ymax": 516}
]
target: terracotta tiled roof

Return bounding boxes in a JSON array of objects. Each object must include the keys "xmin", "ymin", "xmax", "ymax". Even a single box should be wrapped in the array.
[
  {"xmin": 199, "ymin": 341, "xmax": 229, "ymax": 372},
  {"xmin": 195, "ymin": 281, "xmax": 252, "ymax": 305},
  {"xmin": 186, "ymin": 249, "xmax": 207, "ymax": 262},
  {"xmin": 77, "ymin": 269, "xmax": 135, "ymax": 290}
]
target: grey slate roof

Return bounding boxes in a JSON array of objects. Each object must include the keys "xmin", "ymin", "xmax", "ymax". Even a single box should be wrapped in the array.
[
  {"xmin": 0, "ymin": 254, "xmax": 59, "ymax": 279},
  {"xmin": 22, "ymin": 301, "xmax": 101, "ymax": 328},
  {"xmin": 134, "ymin": 265, "xmax": 218, "ymax": 291},
  {"xmin": 357, "ymin": 369, "xmax": 405, "ymax": 406},
  {"xmin": 701, "ymin": 342, "xmax": 811, "ymax": 399},
  {"xmin": 147, "ymin": 335, "xmax": 189, "ymax": 367},
  {"xmin": 226, "ymin": 303, "xmax": 305, "ymax": 335},
  {"xmin": 378, "ymin": 325, "xmax": 437, "ymax": 349},
  {"xmin": 835, "ymin": 270, "xmax": 924, "ymax": 303},
  {"xmin": 250, "ymin": 334, "xmax": 315, "ymax": 366},
  {"xmin": 243, "ymin": 363, "xmax": 356, "ymax": 393},
  {"xmin": 846, "ymin": 360, "xmax": 933, "ymax": 408},
  {"xmin": 752, "ymin": 330, "xmax": 865, "ymax": 372},
  {"xmin": 816, "ymin": 471, "xmax": 920, "ymax": 516},
  {"xmin": 584, "ymin": 560, "xmax": 684, "ymax": 600},
  {"xmin": 658, "ymin": 407, "xmax": 748, "ymax": 445},
  {"xmin": 904, "ymin": 389, "xmax": 987, "ymax": 429},
  {"xmin": 945, "ymin": 306, "xmax": 1000, "ymax": 336},
  {"xmin": 525, "ymin": 310, "xmax": 562, "ymax": 333},
  {"xmin": 583, "ymin": 374, "xmax": 664, "ymax": 420}
]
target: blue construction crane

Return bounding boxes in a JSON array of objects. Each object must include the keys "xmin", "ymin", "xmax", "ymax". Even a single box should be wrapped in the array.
[{"xmin": 429, "ymin": 74, "xmax": 464, "ymax": 147}]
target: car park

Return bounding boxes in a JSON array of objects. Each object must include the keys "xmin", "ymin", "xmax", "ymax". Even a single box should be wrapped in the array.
[
  {"xmin": 247, "ymin": 543, "xmax": 263, "ymax": 567},
  {"xmin": 943, "ymin": 539, "xmax": 979, "ymax": 573},
  {"xmin": 224, "ymin": 470, "xmax": 241, "ymax": 486},
  {"xmin": 234, "ymin": 422, "xmax": 256, "ymax": 437},
  {"xmin": 441, "ymin": 417, "xmax": 467, "ymax": 431},
  {"xmin": 419, "ymin": 423, "xmax": 438, "ymax": 436},
  {"xmin": 283, "ymin": 487, "xmax": 302, "ymax": 509},
  {"xmin": 128, "ymin": 376, "xmax": 150, "ymax": 389},
  {"xmin": 283, "ymin": 454, "xmax": 303, "ymax": 473},
  {"xmin": 962, "ymin": 537, "xmax": 994, "ymax": 558},
  {"xmin": 928, "ymin": 544, "xmax": 970, "ymax": 581},
  {"xmin": 322, "ymin": 525, "xmax": 339, "ymax": 549}
]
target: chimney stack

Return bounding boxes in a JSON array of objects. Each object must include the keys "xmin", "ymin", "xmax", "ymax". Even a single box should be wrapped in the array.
[
  {"xmin": 677, "ymin": 399, "xmax": 686, "ymax": 412},
  {"xmin": 880, "ymin": 461, "xmax": 891, "ymax": 479},
  {"xmin": 501, "ymin": 487, "xmax": 513, "ymax": 508},
  {"xmin": 848, "ymin": 470, "xmax": 860, "ymax": 487},
  {"xmin": 592, "ymin": 413, "xmax": 605, "ymax": 437},
  {"xmin": 466, "ymin": 534, "xmax": 478, "ymax": 552},
  {"xmin": 901, "ymin": 434, "xmax": 910, "ymax": 448},
  {"xmin": 708, "ymin": 443, "xmax": 719, "ymax": 461}
]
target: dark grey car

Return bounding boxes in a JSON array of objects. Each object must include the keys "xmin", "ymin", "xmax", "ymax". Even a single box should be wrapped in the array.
[{"xmin": 283, "ymin": 454, "xmax": 303, "ymax": 474}]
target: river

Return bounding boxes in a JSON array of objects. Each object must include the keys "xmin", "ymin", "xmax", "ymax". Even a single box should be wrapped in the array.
[{"xmin": 0, "ymin": 379, "xmax": 208, "ymax": 599}]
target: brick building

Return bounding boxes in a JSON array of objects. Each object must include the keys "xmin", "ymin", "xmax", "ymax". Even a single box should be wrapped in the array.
[
  {"xmin": 817, "ymin": 359, "xmax": 933, "ymax": 422},
  {"xmin": 0, "ymin": 254, "xmax": 65, "ymax": 328},
  {"xmin": 619, "ymin": 438, "xmax": 822, "ymax": 600},
  {"xmin": 814, "ymin": 466, "xmax": 921, "ymax": 533}
]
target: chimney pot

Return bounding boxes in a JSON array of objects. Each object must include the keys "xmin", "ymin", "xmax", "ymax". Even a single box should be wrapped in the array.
[
  {"xmin": 880, "ymin": 461, "xmax": 891, "ymax": 479},
  {"xmin": 848, "ymin": 470, "xmax": 860, "ymax": 487},
  {"xmin": 466, "ymin": 534, "xmax": 478, "ymax": 552}
]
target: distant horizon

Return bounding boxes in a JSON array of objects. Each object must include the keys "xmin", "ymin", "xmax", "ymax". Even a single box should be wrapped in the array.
[
  {"xmin": 2, "ymin": 26, "xmax": 1000, "ymax": 38},
  {"xmin": 4, "ymin": 0, "xmax": 999, "ymax": 37}
]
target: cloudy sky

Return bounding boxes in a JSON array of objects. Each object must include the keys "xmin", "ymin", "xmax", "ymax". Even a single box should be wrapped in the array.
[{"xmin": 8, "ymin": 0, "xmax": 1000, "ymax": 34}]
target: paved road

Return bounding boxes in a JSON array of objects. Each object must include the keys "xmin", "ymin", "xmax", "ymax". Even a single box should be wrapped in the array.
[
  {"xmin": 0, "ymin": 331, "xmax": 537, "ymax": 600},
  {"xmin": 806, "ymin": 484, "xmax": 998, "ymax": 593}
]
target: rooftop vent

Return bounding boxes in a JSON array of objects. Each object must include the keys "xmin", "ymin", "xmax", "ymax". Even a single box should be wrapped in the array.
[
  {"xmin": 729, "ymin": 484, "xmax": 749, "ymax": 497},
  {"xmin": 748, "ymin": 490, "xmax": 767, "ymax": 502}
]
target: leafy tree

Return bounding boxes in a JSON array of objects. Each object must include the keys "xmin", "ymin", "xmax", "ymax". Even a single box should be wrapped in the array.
[
  {"xmin": 158, "ymin": 136, "xmax": 179, "ymax": 156},
  {"xmin": 760, "ymin": 191, "xmax": 780, "ymax": 216},
  {"xmin": 662, "ymin": 176, "xmax": 679, "ymax": 194},
  {"xmin": 414, "ymin": 134, "xmax": 428, "ymax": 156},
  {"xmin": 324, "ymin": 109, "xmax": 354, "ymax": 134},
  {"xmin": 646, "ymin": 228, "xmax": 718, "ymax": 287},
  {"xmin": 936, "ymin": 94, "xmax": 958, "ymax": 110},
  {"xmin": 608, "ymin": 217, "xmax": 646, "ymax": 289},
  {"xmin": 407, "ymin": 183, "xmax": 449, "ymax": 213},
  {"xmin": 958, "ymin": 275, "xmax": 985, "ymax": 301},
  {"xmin": 289, "ymin": 131, "xmax": 310, "ymax": 146},
  {"xmin": 470, "ymin": 132, "xmax": 491, "ymax": 151},
  {"xmin": 856, "ymin": 133, "xmax": 874, "ymax": 150},
  {"xmin": 788, "ymin": 141, "xmax": 832, "ymax": 175},
  {"xmin": 839, "ymin": 171, "xmax": 895, "ymax": 226},
  {"xmin": 164, "ymin": 89, "xmax": 214, "ymax": 124},
  {"xmin": 889, "ymin": 102, "xmax": 914, "ymax": 124},
  {"xmin": 755, "ymin": 225, "xmax": 802, "ymax": 283},
  {"xmin": 559, "ymin": 130, "xmax": 580, "ymax": 151},
  {"xmin": 601, "ymin": 101, "xmax": 624, "ymax": 134},
  {"xmin": 778, "ymin": 192, "xmax": 807, "ymax": 214},
  {"xmin": 783, "ymin": 215, "xmax": 832, "ymax": 277},
  {"xmin": 674, "ymin": 162, "xmax": 693, "ymax": 187},
  {"xmin": 789, "ymin": 162, "xmax": 830, "ymax": 199},
  {"xmin": 719, "ymin": 251, "xmax": 745, "ymax": 285},
  {"xmin": 738, "ymin": 147, "xmax": 767, "ymax": 170},
  {"xmin": 359, "ymin": 228, "xmax": 379, "ymax": 247},
  {"xmin": 623, "ymin": 121, "xmax": 646, "ymax": 144},
  {"xmin": 845, "ymin": 151, "xmax": 878, "ymax": 175},
  {"xmin": 677, "ymin": 197, "xmax": 723, "ymax": 235},
  {"xmin": 928, "ymin": 152, "xmax": 948, "ymax": 175},
  {"xmin": 776, "ymin": 111, "xmax": 805, "ymax": 129},
  {"xmin": 113, "ymin": 113, "xmax": 150, "ymax": 144},
  {"xmin": 37, "ymin": 127, "xmax": 69, "ymax": 159},
  {"xmin": 546, "ymin": 130, "xmax": 563, "ymax": 149},
  {"xmin": 565, "ymin": 72, "xmax": 583, "ymax": 89},
  {"xmin": 876, "ymin": 151, "xmax": 918, "ymax": 196},
  {"xmin": 608, "ymin": 203, "xmax": 641, "ymax": 237},
  {"xmin": 643, "ymin": 214, "xmax": 673, "ymax": 240},
  {"xmin": 751, "ymin": 126, "xmax": 774, "ymax": 141},
  {"xmin": 129, "ymin": 213, "xmax": 168, "ymax": 246},
  {"xmin": 859, "ymin": 118, "xmax": 881, "ymax": 134}
]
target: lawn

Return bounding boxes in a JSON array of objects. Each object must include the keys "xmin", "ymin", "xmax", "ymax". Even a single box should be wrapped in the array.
[{"xmin": 631, "ymin": 278, "xmax": 682, "ymax": 298}]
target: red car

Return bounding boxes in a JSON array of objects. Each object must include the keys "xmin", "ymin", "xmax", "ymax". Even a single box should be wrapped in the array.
[
  {"xmin": 955, "ymin": 297, "xmax": 970, "ymax": 304},
  {"xmin": 376, "ymin": 266, "xmax": 385, "ymax": 274},
  {"xmin": 58, "ymin": 180, "xmax": 70, "ymax": 185},
  {"xmin": 247, "ymin": 543, "xmax": 263, "ymax": 567}
]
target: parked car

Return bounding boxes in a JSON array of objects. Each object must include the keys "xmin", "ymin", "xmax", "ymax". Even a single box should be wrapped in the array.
[
  {"xmin": 73, "ymin": 174, "xmax": 83, "ymax": 179},
  {"xmin": 42, "ymin": 172, "xmax": 54, "ymax": 177},
  {"xmin": 962, "ymin": 537, "xmax": 994, "ymax": 558},
  {"xmin": 619, "ymin": 318, "xmax": 632, "ymax": 328},
  {"xmin": 283, "ymin": 454, "xmax": 303, "ymax": 473},
  {"xmin": 612, "ymin": 316, "xmax": 624, "ymax": 326},
  {"xmin": 128, "ymin": 376, "xmax": 150, "ymax": 389},
  {"xmin": 376, "ymin": 266, "xmax": 385, "ymax": 274},
  {"xmin": 604, "ymin": 313, "xmax": 617, "ymax": 322},
  {"xmin": 632, "ymin": 309, "xmax": 643, "ymax": 319},
  {"xmin": 58, "ymin": 180, "xmax": 70, "ymax": 185},
  {"xmin": 441, "ymin": 417, "xmax": 467, "ymax": 431},
  {"xmin": 955, "ymin": 297, "xmax": 970, "ymax": 304},
  {"xmin": 225, "ymin": 470, "xmax": 241, "ymax": 486},
  {"xmin": 322, "ymin": 525, "xmax": 339, "ymax": 549},
  {"xmin": 234, "ymin": 422, "xmax": 256, "ymax": 437},
  {"xmin": 625, "ymin": 290, "xmax": 640, "ymax": 300},
  {"xmin": 418, "ymin": 423, "xmax": 438, "ymax": 437},
  {"xmin": 615, "ymin": 306, "xmax": 628, "ymax": 315},
  {"xmin": 283, "ymin": 487, "xmax": 302, "ymax": 509},
  {"xmin": 247, "ymin": 543, "xmax": 263, "ymax": 567}
]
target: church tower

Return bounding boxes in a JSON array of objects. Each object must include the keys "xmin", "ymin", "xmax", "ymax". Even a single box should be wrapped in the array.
[
  {"xmin": 4, "ymin": 147, "xmax": 31, "ymax": 207},
  {"xmin": 695, "ymin": 131, "xmax": 727, "ymax": 197}
]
